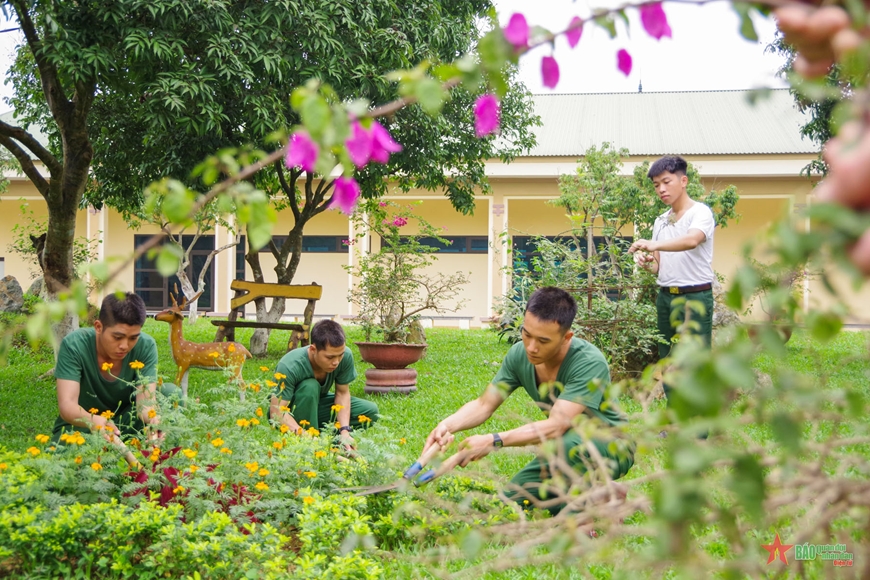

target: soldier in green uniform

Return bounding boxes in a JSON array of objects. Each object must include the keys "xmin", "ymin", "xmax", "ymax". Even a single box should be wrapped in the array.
[{"xmin": 425, "ymin": 287, "xmax": 634, "ymax": 514}]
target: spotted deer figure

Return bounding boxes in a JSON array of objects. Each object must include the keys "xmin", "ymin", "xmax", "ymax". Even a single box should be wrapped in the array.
[{"xmin": 154, "ymin": 292, "xmax": 252, "ymax": 400}]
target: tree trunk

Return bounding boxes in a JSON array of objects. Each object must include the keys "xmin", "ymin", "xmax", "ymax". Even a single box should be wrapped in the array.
[{"xmin": 177, "ymin": 271, "xmax": 198, "ymax": 324}]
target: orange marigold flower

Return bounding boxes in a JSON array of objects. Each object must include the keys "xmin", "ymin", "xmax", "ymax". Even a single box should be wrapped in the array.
[
  {"xmin": 265, "ymin": 380, "xmax": 277, "ymax": 388},
  {"xmin": 272, "ymin": 440, "xmax": 284, "ymax": 450},
  {"xmin": 129, "ymin": 360, "xmax": 145, "ymax": 370},
  {"xmin": 182, "ymin": 449, "xmax": 197, "ymax": 459},
  {"xmin": 101, "ymin": 362, "xmax": 113, "ymax": 372},
  {"xmin": 303, "ymin": 496, "xmax": 315, "ymax": 505},
  {"xmin": 173, "ymin": 485, "xmax": 185, "ymax": 495},
  {"xmin": 307, "ymin": 427, "xmax": 320, "ymax": 437},
  {"xmin": 279, "ymin": 425, "xmax": 289, "ymax": 434},
  {"xmin": 0, "ymin": 463, "xmax": 6, "ymax": 471},
  {"xmin": 211, "ymin": 438, "xmax": 224, "ymax": 447},
  {"xmin": 255, "ymin": 481, "xmax": 269, "ymax": 491},
  {"xmin": 258, "ymin": 468, "xmax": 269, "ymax": 477},
  {"xmin": 228, "ymin": 343, "xmax": 236, "ymax": 353},
  {"xmin": 303, "ymin": 471, "xmax": 317, "ymax": 478},
  {"xmin": 88, "ymin": 408, "xmax": 99, "ymax": 414},
  {"xmin": 274, "ymin": 372, "xmax": 286, "ymax": 380},
  {"xmin": 48, "ymin": 446, "xmax": 56, "ymax": 451},
  {"xmin": 236, "ymin": 419, "xmax": 251, "ymax": 428},
  {"xmin": 245, "ymin": 461, "xmax": 259, "ymax": 473},
  {"xmin": 91, "ymin": 462, "xmax": 102, "ymax": 471},
  {"xmin": 100, "ymin": 410, "xmax": 115, "ymax": 419},
  {"xmin": 148, "ymin": 409, "xmax": 157, "ymax": 419},
  {"xmin": 35, "ymin": 434, "xmax": 50, "ymax": 444},
  {"xmin": 279, "ymin": 405, "xmax": 290, "ymax": 413},
  {"xmin": 259, "ymin": 366, "xmax": 269, "ymax": 372},
  {"xmin": 299, "ymin": 420, "xmax": 310, "ymax": 427},
  {"xmin": 315, "ymin": 451, "xmax": 327, "ymax": 459},
  {"xmin": 74, "ymin": 456, "xmax": 82, "ymax": 465},
  {"xmin": 219, "ymin": 447, "xmax": 232, "ymax": 455},
  {"xmin": 331, "ymin": 404, "xmax": 344, "ymax": 412},
  {"xmin": 129, "ymin": 438, "xmax": 141, "ymax": 449},
  {"xmin": 189, "ymin": 465, "xmax": 199, "ymax": 473},
  {"xmin": 358, "ymin": 414, "xmax": 371, "ymax": 424},
  {"xmin": 255, "ymin": 407, "xmax": 264, "ymax": 417},
  {"xmin": 26, "ymin": 447, "xmax": 40, "ymax": 456},
  {"xmin": 249, "ymin": 383, "xmax": 261, "ymax": 393}
]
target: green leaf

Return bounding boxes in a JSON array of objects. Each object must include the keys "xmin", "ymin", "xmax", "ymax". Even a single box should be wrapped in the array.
[
  {"xmin": 593, "ymin": 15, "xmax": 617, "ymax": 39},
  {"xmin": 805, "ymin": 310, "xmax": 843, "ymax": 342},
  {"xmin": 733, "ymin": 3, "xmax": 758, "ymax": 41},
  {"xmin": 156, "ymin": 244, "xmax": 184, "ymax": 276},
  {"xmin": 162, "ymin": 182, "xmax": 195, "ymax": 224},
  {"xmin": 770, "ymin": 413, "xmax": 802, "ymax": 454},
  {"xmin": 729, "ymin": 455, "xmax": 765, "ymax": 521},
  {"xmin": 460, "ymin": 529, "xmax": 483, "ymax": 559},
  {"xmin": 415, "ymin": 78, "xmax": 445, "ymax": 115},
  {"xmin": 300, "ymin": 94, "xmax": 331, "ymax": 137}
]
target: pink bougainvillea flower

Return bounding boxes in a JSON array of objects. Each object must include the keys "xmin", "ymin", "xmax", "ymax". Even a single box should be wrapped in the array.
[
  {"xmin": 346, "ymin": 121, "xmax": 373, "ymax": 168},
  {"xmin": 285, "ymin": 131, "xmax": 318, "ymax": 173},
  {"xmin": 330, "ymin": 176, "xmax": 361, "ymax": 214},
  {"xmin": 617, "ymin": 49, "xmax": 633, "ymax": 76},
  {"xmin": 541, "ymin": 56, "xmax": 560, "ymax": 89},
  {"xmin": 639, "ymin": 3, "xmax": 672, "ymax": 40},
  {"xmin": 503, "ymin": 13, "xmax": 529, "ymax": 49},
  {"xmin": 392, "ymin": 216, "xmax": 408, "ymax": 227},
  {"xmin": 473, "ymin": 94, "xmax": 500, "ymax": 137},
  {"xmin": 566, "ymin": 16, "xmax": 583, "ymax": 48},
  {"xmin": 370, "ymin": 121, "xmax": 403, "ymax": 164}
]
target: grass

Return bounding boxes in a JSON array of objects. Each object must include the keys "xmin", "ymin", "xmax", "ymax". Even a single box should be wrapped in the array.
[{"xmin": 1, "ymin": 319, "xmax": 868, "ymax": 578}]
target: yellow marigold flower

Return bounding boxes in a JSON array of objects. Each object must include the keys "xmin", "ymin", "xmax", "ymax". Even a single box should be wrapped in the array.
[
  {"xmin": 148, "ymin": 409, "xmax": 156, "ymax": 419},
  {"xmin": 303, "ymin": 471, "xmax": 317, "ymax": 479},
  {"xmin": 72, "ymin": 435, "xmax": 85, "ymax": 445},
  {"xmin": 245, "ymin": 461, "xmax": 259, "ymax": 473},
  {"xmin": 307, "ymin": 427, "xmax": 320, "ymax": 437},
  {"xmin": 258, "ymin": 468, "xmax": 269, "ymax": 477},
  {"xmin": 48, "ymin": 446, "xmax": 56, "ymax": 451},
  {"xmin": 260, "ymin": 366, "xmax": 269, "ymax": 372},
  {"xmin": 91, "ymin": 462, "xmax": 102, "ymax": 471},
  {"xmin": 331, "ymin": 404, "xmax": 344, "ymax": 412},
  {"xmin": 182, "ymin": 449, "xmax": 197, "ymax": 459},
  {"xmin": 315, "ymin": 451, "xmax": 327, "ymax": 459},
  {"xmin": 26, "ymin": 447, "xmax": 40, "ymax": 456},
  {"xmin": 220, "ymin": 447, "xmax": 232, "ymax": 455},
  {"xmin": 208, "ymin": 352, "xmax": 219, "ymax": 358},
  {"xmin": 279, "ymin": 425, "xmax": 289, "ymax": 434},
  {"xmin": 35, "ymin": 434, "xmax": 50, "ymax": 444},
  {"xmin": 255, "ymin": 481, "xmax": 269, "ymax": 491},
  {"xmin": 129, "ymin": 360, "xmax": 145, "ymax": 370},
  {"xmin": 330, "ymin": 447, "xmax": 340, "ymax": 453},
  {"xmin": 189, "ymin": 465, "xmax": 199, "ymax": 473},
  {"xmin": 255, "ymin": 407, "xmax": 264, "ymax": 417},
  {"xmin": 299, "ymin": 420, "xmax": 310, "ymax": 427},
  {"xmin": 236, "ymin": 419, "xmax": 250, "ymax": 428},
  {"xmin": 249, "ymin": 383, "xmax": 261, "ymax": 393},
  {"xmin": 215, "ymin": 430, "xmax": 221, "ymax": 435},
  {"xmin": 303, "ymin": 496, "xmax": 315, "ymax": 505},
  {"xmin": 228, "ymin": 343, "xmax": 236, "ymax": 353},
  {"xmin": 74, "ymin": 456, "xmax": 82, "ymax": 465},
  {"xmin": 94, "ymin": 425, "xmax": 103, "ymax": 431},
  {"xmin": 100, "ymin": 410, "xmax": 115, "ymax": 419},
  {"xmin": 129, "ymin": 438, "xmax": 141, "ymax": 449},
  {"xmin": 265, "ymin": 380, "xmax": 277, "ymax": 388},
  {"xmin": 101, "ymin": 362, "xmax": 113, "ymax": 372},
  {"xmin": 88, "ymin": 408, "xmax": 99, "ymax": 414},
  {"xmin": 0, "ymin": 463, "xmax": 6, "ymax": 471},
  {"xmin": 173, "ymin": 485, "xmax": 185, "ymax": 494},
  {"xmin": 279, "ymin": 405, "xmax": 290, "ymax": 412},
  {"xmin": 399, "ymin": 438, "xmax": 407, "ymax": 445},
  {"xmin": 358, "ymin": 414, "xmax": 371, "ymax": 424},
  {"xmin": 335, "ymin": 422, "xmax": 341, "ymax": 429},
  {"xmin": 274, "ymin": 372, "xmax": 286, "ymax": 380},
  {"xmin": 272, "ymin": 440, "xmax": 284, "ymax": 450},
  {"xmin": 211, "ymin": 438, "xmax": 224, "ymax": 447}
]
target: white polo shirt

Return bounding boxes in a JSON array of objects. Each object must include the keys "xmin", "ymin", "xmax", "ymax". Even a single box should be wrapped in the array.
[{"xmin": 652, "ymin": 202, "xmax": 715, "ymax": 287}]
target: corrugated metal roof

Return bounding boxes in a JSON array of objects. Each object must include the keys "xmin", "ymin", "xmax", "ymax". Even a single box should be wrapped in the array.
[{"xmin": 527, "ymin": 89, "xmax": 817, "ymax": 157}]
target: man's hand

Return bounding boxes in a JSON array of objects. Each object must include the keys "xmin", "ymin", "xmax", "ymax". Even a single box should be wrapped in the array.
[
  {"xmin": 456, "ymin": 434, "xmax": 496, "ymax": 466},
  {"xmin": 340, "ymin": 431, "xmax": 356, "ymax": 452},
  {"xmin": 629, "ymin": 239, "xmax": 657, "ymax": 254},
  {"xmin": 90, "ymin": 413, "xmax": 122, "ymax": 446},
  {"xmin": 425, "ymin": 423, "xmax": 455, "ymax": 450},
  {"xmin": 775, "ymin": 5, "xmax": 857, "ymax": 79}
]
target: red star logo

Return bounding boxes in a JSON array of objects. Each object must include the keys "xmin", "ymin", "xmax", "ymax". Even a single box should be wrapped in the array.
[{"xmin": 762, "ymin": 533, "xmax": 795, "ymax": 565}]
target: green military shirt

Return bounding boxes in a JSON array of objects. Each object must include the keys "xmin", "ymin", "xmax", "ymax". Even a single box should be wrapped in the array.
[
  {"xmin": 492, "ymin": 338, "xmax": 626, "ymax": 426},
  {"xmin": 274, "ymin": 346, "xmax": 357, "ymax": 401},
  {"xmin": 52, "ymin": 327, "xmax": 158, "ymax": 437}
]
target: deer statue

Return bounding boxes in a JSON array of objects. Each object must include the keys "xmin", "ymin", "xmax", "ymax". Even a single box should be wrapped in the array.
[{"xmin": 154, "ymin": 291, "xmax": 252, "ymax": 400}]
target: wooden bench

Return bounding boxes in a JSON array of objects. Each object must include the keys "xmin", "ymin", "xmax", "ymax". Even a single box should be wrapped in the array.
[{"xmin": 212, "ymin": 280, "xmax": 323, "ymax": 351}]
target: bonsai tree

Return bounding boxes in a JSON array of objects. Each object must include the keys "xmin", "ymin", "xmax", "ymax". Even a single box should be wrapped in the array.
[{"xmin": 346, "ymin": 200, "xmax": 469, "ymax": 343}]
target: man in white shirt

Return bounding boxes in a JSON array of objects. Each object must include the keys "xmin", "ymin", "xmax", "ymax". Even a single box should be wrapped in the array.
[{"xmin": 629, "ymin": 156, "xmax": 715, "ymax": 408}]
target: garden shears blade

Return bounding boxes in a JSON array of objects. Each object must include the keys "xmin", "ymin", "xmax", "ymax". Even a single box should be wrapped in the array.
[{"xmin": 348, "ymin": 438, "xmax": 448, "ymax": 497}]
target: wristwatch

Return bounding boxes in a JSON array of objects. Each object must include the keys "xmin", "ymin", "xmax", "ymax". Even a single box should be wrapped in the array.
[
  {"xmin": 492, "ymin": 433, "xmax": 503, "ymax": 448},
  {"xmin": 339, "ymin": 425, "xmax": 352, "ymax": 433}
]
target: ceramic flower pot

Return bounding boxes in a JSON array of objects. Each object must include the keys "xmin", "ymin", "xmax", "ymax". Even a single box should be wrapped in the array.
[{"xmin": 355, "ymin": 342, "xmax": 426, "ymax": 394}]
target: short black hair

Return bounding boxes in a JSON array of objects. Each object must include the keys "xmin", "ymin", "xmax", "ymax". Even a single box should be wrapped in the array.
[
  {"xmin": 99, "ymin": 292, "xmax": 147, "ymax": 327},
  {"xmin": 311, "ymin": 319, "xmax": 346, "ymax": 350},
  {"xmin": 648, "ymin": 155, "xmax": 688, "ymax": 180},
  {"xmin": 525, "ymin": 287, "xmax": 576, "ymax": 333}
]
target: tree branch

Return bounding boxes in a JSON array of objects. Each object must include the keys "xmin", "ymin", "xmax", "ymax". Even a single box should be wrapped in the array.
[
  {"xmin": 0, "ymin": 133, "xmax": 50, "ymax": 196},
  {"xmin": 0, "ymin": 120, "xmax": 62, "ymax": 176}
]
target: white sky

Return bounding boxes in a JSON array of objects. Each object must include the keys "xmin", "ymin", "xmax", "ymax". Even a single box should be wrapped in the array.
[
  {"xmin": 0, "ymin": 1, "xmax": 787, "ymax": 108},
  {"xmin": 494, "ymin": 0, "xmax": 787, "ymax": 93}
]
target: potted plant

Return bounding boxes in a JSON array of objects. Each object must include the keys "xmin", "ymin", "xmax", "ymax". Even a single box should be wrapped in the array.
[{"xmin": 346, "ymin": 199, "xmax": 469, "ymax": 393}]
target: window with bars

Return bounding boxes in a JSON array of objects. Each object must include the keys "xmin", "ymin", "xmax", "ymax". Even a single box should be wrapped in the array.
[{"xmin": 133, "ymin": 235, "xmax": 216, "ymax": 311}]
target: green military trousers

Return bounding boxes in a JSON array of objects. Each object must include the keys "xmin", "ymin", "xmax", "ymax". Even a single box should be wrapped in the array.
[{"xmin": 290, "ymin": 378, "xmax": 380, "ymax": 430}]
